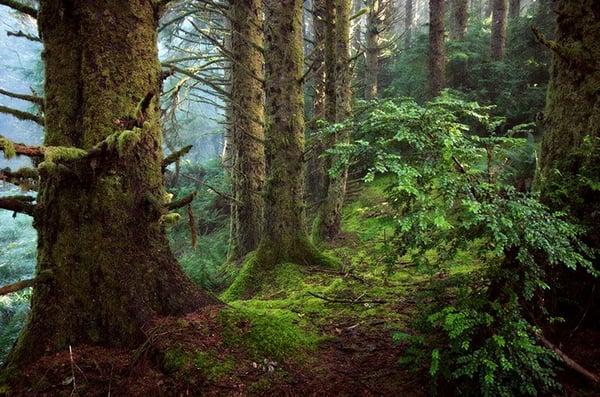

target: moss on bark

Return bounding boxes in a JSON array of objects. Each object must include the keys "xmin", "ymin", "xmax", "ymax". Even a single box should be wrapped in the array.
[{"xmin": 7, "ymin": 0, "xmax": 215, "ymax": 367}]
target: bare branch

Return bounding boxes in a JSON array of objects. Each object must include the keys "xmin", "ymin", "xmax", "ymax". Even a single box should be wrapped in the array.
[
  {"xmin": 0, "ymin": 87, "xmax": 44, "ymax": 106},
  {"xmin": 166, "ymin": 191, "xmax": 197, "ymax": 211},
  {"xmin": 0, "ymin": 104, "xmax": 44, "ymax": 125},
  {"xmin": 0, "ymin": 271, "xmax": 52, "ymax": 296},
  {"xmin": 162, "ymin": 144, "xmax": 193, "ymax": 171},
  {"xmin": 6, "ymin": 30, "xmax": 41, "ymax": 42},
  {"xmin": 0, "ymin": 135, "xmax": 44, "ymax": 158},
  {"xmin": 0, "ymin": 167, "xmax": 39, "ymax": 189},
  {"xmin": 0, "ymin": 0, "xmax": 37, "ymax": 18},
  {"xmin": 0, "ymin": 195, "xmax": 36, "ymax": 216}
]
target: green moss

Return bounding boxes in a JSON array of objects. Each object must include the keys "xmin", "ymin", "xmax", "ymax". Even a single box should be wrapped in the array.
[
  {"xmin": 160, "ymin": 213, "xmax": 181, "ymax": 225},
  {"xmin": 103, "ymin": 127, "xmax": 143, "ymax": 156},
  {"xmin": 163, "ymin": 348, "xmax": 192, "ymax": 374},
  {"xmin": 0, "ymin": 136, "xmax": 16, "ymax": 159},
  {"xmin": 194, "ymin": 352, "xmax": 235, "ymax": 381},
  {"xmin": 219, "ymin": 305, "xmax": 319, "ymax": 361}
]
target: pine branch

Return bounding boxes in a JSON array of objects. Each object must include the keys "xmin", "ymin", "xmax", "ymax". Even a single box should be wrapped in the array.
[
  {"xmin": 6, "ymin": 30, "xmax": 41, "ymax": 42},
  {"xmin": 0, "ymin": 195, "xmax": 36, "ymax": 216},
  {"xmin": 0, "ymin": 270, "xmax": 52, "ymax": 296},
  {"xmin": 0, "ymin": 87, "xmax": 44, "ymax": 106},
  {"xmin": 0, "ymin": 104, "xmax": 44, "ymax": 125},
  {"xmin": 162, "ymin": 144, "xmax": 193, "ymax": 171},
  {"xmin": 0, "ymin": 0, "xmax": 37, "ymax": 18},
  {"xmin": 166, "ymin": 191, "xmax": 197, "ymax": 211}
]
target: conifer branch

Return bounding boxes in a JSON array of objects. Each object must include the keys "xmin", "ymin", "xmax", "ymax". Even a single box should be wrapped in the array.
[
  {"xmin": 0, "ymin": 87, "xmax": 44, "ymax": 106},
  {"xmin": 0, "ymin": 0, "xmax": 38, "ymax": 18},
  {"xmin": 6, "ymin": 30, "xmax": 41, "ymax": 42},
  {"xmin": 162, "ymin": 145, "xmax": 193, "ymax": 171},
  {"xmin": 0, "ymin": 104, "xmax": 44, "ymax": 125},
  {"xmin": 0, "ymin": 195, "xmax": 36, "ymax": 216},
  {"xmin": 0, "ymin": 270, "xmax": 52, "ymax": 296},
  {"xmin": 166, "ymin": 191, "xmax": 197, "ymax": 211}
]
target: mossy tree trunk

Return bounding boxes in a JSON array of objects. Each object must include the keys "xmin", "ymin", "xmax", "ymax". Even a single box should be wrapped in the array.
[
  {"xmin": 428, "ymin": 0, "xmax": 446, "ymax": 97},
  {"xmin": 229, "ymin": 0, "xmax": 266, "ymax": 260},
  {"xmin": 317, "ymin": 0, "xmax": 352, "ymax": 241},
  {"xmin": 365, "ymin": 0, "xmax": 380, "ymax": 100},
  {"xmin": 491, "ymin": 0, "xmax": 508, "ymax": 61},
  {"xmin": 538, "ymin": 0, "xmax": 600, "ymax": 248},
  {"xmin": 256, "ymin": 0, "xmax": 325, "ymax": 267},
  {"xmin": 7, "ymin": 0, "xmax": 214, "ymax": 366},
  {"xmin": 450, "ymin": 0, "xmax": 469, "ymax": 40}
]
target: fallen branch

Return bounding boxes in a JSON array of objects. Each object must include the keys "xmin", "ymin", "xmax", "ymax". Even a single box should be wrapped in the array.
[
  {"xmin": 0, "ymin": 0, "xmax": 37, "ymax": 18},
  {"xmin": 166, "ymin": 191, "xmax": 197, "ymax": 211},
  {"xmin": 537, "ymin": 335, "xmax": 599, "ymax": 385},
  {"xmin": 6, "ymin": 30, "xmax": 41, "ymax": 42},
  {"xmin": 0, "ymin": 87, "xmax": 44, "ymax": 106},
  {"xmin": 308, "ymin": 291, "xmax": 388, "ymax": 305},
  {"xmin": 162, "ymin": 145, "xmax": 193, "ymax": 172},
  {"xmin": 0, "ymin": 104, "xmax": 44, "ymax": 125},
  {"xmin": 0, "ymin": 270, "xmax": 52, "ymax": 296},
  {"xmin": 0, "ymin": 195, "xmax": 36, "ymax": 216}
]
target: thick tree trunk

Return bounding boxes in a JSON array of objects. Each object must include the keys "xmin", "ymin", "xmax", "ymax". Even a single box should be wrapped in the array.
[
  {"xmin": 256, "ymin": 0, "xmax": 324, "ymax": 267},
  {"xmin": 538, "ymin": 0, "xmax": 600, "ymax": 247},
  {"xmin": 491, "ymin": 0, "xmax": 508, "ymax": 61},
  {"xmin": 508, "ymin": 0, "xmax": 520, "ymax": 19},
  {"xmin": 405, "ymin": 0, "xmax": 413, "ymax": 48},
  {"xmin": 229, "ymin": 0, "xmax": 266, "ymax": 260},
  {"xmin": 450, "ymin": 0, "xmax": 469, "ymax": 40},
  {"xmin": 318, "ymin": 0, "xmax": 352, "ymax": 240},
  {"xmin": 428, "ymin": 0, "xmax": 446, "ymax": 97},
  {"xmin": 8, "ymin": 0, "xmax": 214, "ymax": 366},
  {"xmin": 365, "ymin": 0, "xmax": 380, "ymax": 100}
]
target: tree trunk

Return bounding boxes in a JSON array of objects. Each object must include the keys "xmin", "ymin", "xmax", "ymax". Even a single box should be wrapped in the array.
[
  {"xmin": 428, "ymin": 0, "xmax": 446, "ymax": 97},
  {"xmin": 450, "ymin": 0, "xmax": 469, "ymax": 40},
  {"xmin": 490, "ymin": 0, "xmax": 508, "ymax": 61},
  {"xmin": 8, "ymin": 0, "xmax": 214, "ymax": 366},
  {"xmin": 538, "ymin": 0, "xmax": 600, "ymax": 248},
  {"xmin": 365, "ymin": 0, "xmax": 380, "ymax": 99},
  {"xmin": 229, "ymin": 0, "xmax": 266, "ymax": 260},
  {"xmin": 256, "ymin": 0, "xmax": 325, "ymax": 267},
  {"xmin": 405, "ymin": 0, "xmax": 413, "ymax": 48},
  {"xmin": 508, "ymin": 0, "xmax": 520, "ymax": 18},
  {"xmin": 318, "ymin": 0, "xmax": 352, "ymax": 241}
]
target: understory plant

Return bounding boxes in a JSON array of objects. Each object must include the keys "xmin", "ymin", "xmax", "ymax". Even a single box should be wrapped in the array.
[{"xmin": 336, "ymin": 92, "xmax": 596, "ymax": 396}]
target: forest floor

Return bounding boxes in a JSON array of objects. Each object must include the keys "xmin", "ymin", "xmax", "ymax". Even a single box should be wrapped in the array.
[{"xmin": 4, "ymin": 179, "xmax": 599, "ymax": 396}]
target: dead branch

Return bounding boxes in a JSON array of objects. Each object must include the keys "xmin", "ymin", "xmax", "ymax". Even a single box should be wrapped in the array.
[
  {"xmin": 308, "ymin": 291, "xmax": 388, "ymax": 305},
  {"xmin": 6, "ymin": 30, "xmax": 41, "ymax": 42},
  {"xmin": 0, "ymin": 195, "xmax": 36, "ymax": 216},
  {"xmin": 0, "ymin": 0, "xmax": 37, "ymax": 18},
  {"xmin": 537, "ymin": 334, "xmax": 599, "ymax": 385},
  {"xmin": 166, "ymin": 191, "xmax": 197, "ymax": 211},
  {"xmin": 0, "ymin": 270, "xmax": 52, "ymax": 296},
  {"xmin": 162, "ymin": 144, "xmax": 193, "ymax": 171},
  {"xmin": 0, "ymin": 87, "xmax": 43, "ymax": 107},
  {"xmin": 0, "ymin": 104, "xmax": 43, "ymax": 125}
]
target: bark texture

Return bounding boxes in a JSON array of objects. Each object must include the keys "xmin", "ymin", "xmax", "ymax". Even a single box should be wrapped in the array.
[
  {"xmin": 428, "ymin": 0, "xmax": 446, "ymax": 97},
  {"xmin": 256, "ymin": 0, "xmax": 324, "ymax": 267},
  {"xmin": 491, "ymin": 0, "xmax": 508, "ymax": 61},
  {"xmin": 450, "ymin": 0, "xmax": 469, "ymax": 40},
  {"xmin": 229, "ymin": 0, "xmax": 266, "ymax": 260},
  {"xmin": 508, "ymin": 0, "xmax": 520, "ymax": 19},
  {"xmin": 405, "ymin": 0, "xmax": 413, "ymax": 48},
  {"xmin": 365, "ymin": 0, "xmax": 381, "ymax": 100},
  {"xmin": 8, "ymin": 0, "xmax": 213, "ymax": 366},
  {"xmin": 538, "ymin": 0, "xmax": 600, "ymax": 247},
  {"xmin": 317, "ymin": 0, "xmax": 352, "ymax": 241}
]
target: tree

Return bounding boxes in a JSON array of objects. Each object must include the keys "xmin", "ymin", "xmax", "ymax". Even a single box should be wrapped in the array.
[
  {"xmin": 428, "ymin": 0, "xmax": 445, "ymax": 97},
  {"xmin": 1, "ymin": 0, "xmax": 215, "ymax": 367},
  {"xmin": 404, "ymin": 0, "xmax": 414, "ymax": 48},
  {"xmin": 229, "ymin": 0, "xmax": 266, "ymax": 260},
  {"xmin": 317, "ymin": 0, "xmax": 353, "ymax": 240},
  {"xmin": 450, "ymin": 0, "xmax": 469, "ymax": 40},
  {"xmin": 537, "ymin": 0, "xmax": 600, "ymax": 249},
  {"xmin": 365, "ymin": 0, "xmax": 381, "ymax": 99},
  {"xmin": 491, "ymin": 0, "xmax": 508, "ymax": 61},
  {"xmin": 509, "ymin": 0, "xmax": 521, "ymax": 19}
]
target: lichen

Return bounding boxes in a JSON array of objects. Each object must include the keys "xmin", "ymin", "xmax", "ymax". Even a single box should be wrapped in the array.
[
  {"xmin": 160, "ymin": 213, "xmax": 182, "ymax": 225},
  {"xmin": 0, "ymin": 135, "xmax": 16, "ymax": 159}
]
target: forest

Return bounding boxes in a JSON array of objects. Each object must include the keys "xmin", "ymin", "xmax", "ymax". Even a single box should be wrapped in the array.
[{"xmin": 0, "ymin": 0, "xmax": 598, "ymax": 395}]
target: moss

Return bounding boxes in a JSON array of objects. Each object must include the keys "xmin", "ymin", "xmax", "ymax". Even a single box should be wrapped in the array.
[
  {"xmin": 160, "ymin": 213, "xmax": 181, "ymax": 225},
  {"xmin": 0, "ymin": 136, "xmax": 16, "ymax": 159},
  {"xmin": 194, "ymin": 352, "xmax": 235, "ymax": 381},
  {"xmin": 219, "ymin": 305, "xmax": 319, "ymax": 361},
  {"xmin": 103, "ymin": 127, "xmax": 143, "ymax": 156},
  {"xmin": 163, "ymin": 348, "xmax": 192, "ymax": 374}
]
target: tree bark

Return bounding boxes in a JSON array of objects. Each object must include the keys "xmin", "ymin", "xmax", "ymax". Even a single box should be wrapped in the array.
[
  {"xmin": 256, "ymin": 0, "xmax": 324, "ymax": 267},
  {"xmin": 229, "ymin": 0, "xmax": 266, "ymax": 260},
  {"xmin": 538, "ymin": 0, "xmax": 600, "ymax": 249},
  {"xmin": 450, "ymin": 0, "xmax": 469, "ymax": 40},
  {"xmin": 7, "ymin": 0, "xmax": 215, "ymax": 367},
  {"xmin": 491, "ymin": 0, "xmax": 508, "ymax": 61},
  {"xmin": 318, "ymin": 0, "xmax": 352, "ymax": 240},
  {"xmin": 405, "ymin": 0, "xmax": 413, "ymax": 48},
  {"xmin": 365, "ymin": 0, "xmax": 380, "ymax": 100},
  {"xmin": 508, "ymin": 0, "xmax": 520, "ymax": 19},
  {"xmin": 428, "ymin": 0, "xmax": 446, "ymax": 97}
]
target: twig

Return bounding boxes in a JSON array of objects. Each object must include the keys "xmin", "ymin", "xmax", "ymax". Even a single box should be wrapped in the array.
[{"xmin": 308, "ymin": 291, "xmax": 388, "ymax": 305}]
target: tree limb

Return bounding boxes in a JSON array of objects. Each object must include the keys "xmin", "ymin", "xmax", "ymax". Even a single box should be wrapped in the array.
[
  {"xmin": 166, "ymin": 191, "xmax": 197, "ymax": 211},
  {"xmin": 0, "ymin": 135, "xmax": 44, "ymax": 158},
  {"xmin": 0, "ymin": 0, "xmax": 37, "ymax": 18},
  {"xmin": 6, "ymin": 30, "xmax": 41, "ymax": 42},
  {"xmin": 0, "ymin": 270, "xmax": 52, "ymax": 296},
  {"xmin": 537, "ymin": 334, "xmax": 599, "ymax": 385},
  {"xmin": 162, "ymin": 144, "xmax": 193, "ymax": 171},
  {"xmin": 0, "ymin": 195, "xmax": 36, "ymax": 216},
  {"xmin": 0, "ymin": 104, "xmax": 44, "ymax": 125},
  {"xmin": 0, "ymin": 87, "xmax": 44, "ymax": 106}
]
